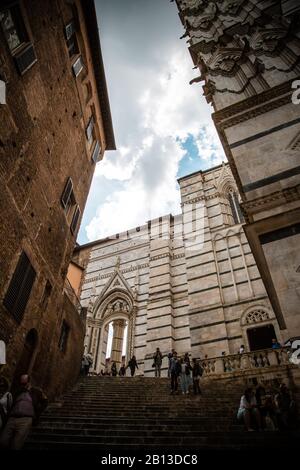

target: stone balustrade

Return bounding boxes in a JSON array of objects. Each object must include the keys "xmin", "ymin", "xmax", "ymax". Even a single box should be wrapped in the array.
[{"xmin": 200, "ymin": 348, "xmax": 292, "ymax": 377}]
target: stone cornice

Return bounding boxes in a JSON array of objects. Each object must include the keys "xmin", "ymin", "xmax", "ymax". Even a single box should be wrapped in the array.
[
  {"xmin": 241, "ymin": 184, "xmax": 300, "ymax": 216},
  {"xmin": 212, "ymin": 79, "xmax": 297, "ymax": 125}
]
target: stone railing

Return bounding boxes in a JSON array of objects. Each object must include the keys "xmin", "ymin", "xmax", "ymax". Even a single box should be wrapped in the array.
[{"xmin": 200, "ymin": 348, "xmax": 292, "ymax": 377}]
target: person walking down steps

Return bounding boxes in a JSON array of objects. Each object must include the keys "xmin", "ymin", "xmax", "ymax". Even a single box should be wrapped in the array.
[{"xmin": 127, "ymin": 356, "xmax": 138, "ymax": 377}]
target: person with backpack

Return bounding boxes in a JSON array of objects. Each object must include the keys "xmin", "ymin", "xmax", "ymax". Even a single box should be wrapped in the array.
[
  {"xmin": 0, "ymin": 376, "xmax": 13, "ymax": 432},
  {"xmin": 191, "ymin": 358, "xmax": 203, "ymax": 395},
  {"xmin": 152, "ymin": 348, "xmax": 163, "ymax": 378},
  {"xmin": 0, "ymin": 374, "xmax": 48, "ymax": 450}
]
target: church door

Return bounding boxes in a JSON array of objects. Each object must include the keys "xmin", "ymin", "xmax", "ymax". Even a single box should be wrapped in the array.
[{"xmin": 247, "ymin": 324, "xmax": 276, "ymax": 351}]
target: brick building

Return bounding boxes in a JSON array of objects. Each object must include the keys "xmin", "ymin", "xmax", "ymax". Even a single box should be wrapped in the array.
[{"xmin": 0, "ymin": 0, "xmax": 115, "ymax": 397}]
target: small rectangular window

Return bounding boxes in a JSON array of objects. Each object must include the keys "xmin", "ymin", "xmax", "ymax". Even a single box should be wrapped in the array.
[
  {"xmin": 86, "ymin": 115, "xmax": 95, "ymax": 141},
  {"xmin": 72, "ymin": 56, "xmax": 84, "ymax": 77},
  {"xmin": 0, "ymin": 5, "xmax": 37, "ymax": 75},
  {"xmin": 91, "ymin": 141, "xmax": 101, "ymax": 164},
  {"xmin": 0, "ymin": 5, "xmax": 28, "ymax": 53},
  {"xmin": 61, "ymin": 178, "xmax": 74, "ymax": 209},
  {"xmin": 65, "ymin": 21, "xmax": 78, "ymax": 58},
  {"xmin": 3, "ymin": 251, "xmax": 36, "ymax": 324},
  {"xmin": 70, "ymin": 205, "xmax": 81, "ymax": 235},
  {"xmin": 58, "ymin": 320, "xmax": 70, "ymax": 353}
]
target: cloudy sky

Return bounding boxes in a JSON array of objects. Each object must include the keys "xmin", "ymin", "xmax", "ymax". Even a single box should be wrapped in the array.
[{"xmin": 77, "ymin": 0, "xmax": 226, "ymax": 245}]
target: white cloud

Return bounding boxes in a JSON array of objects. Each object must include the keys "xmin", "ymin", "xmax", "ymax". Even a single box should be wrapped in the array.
[{"xmin": 79, "ymin": 2, "xmax": 226, "ymax": 244}]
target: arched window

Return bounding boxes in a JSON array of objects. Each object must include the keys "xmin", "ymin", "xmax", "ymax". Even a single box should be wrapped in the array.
[{"xmin": 228, "ymin": 189, "xmax": 244, "ymax": 224}]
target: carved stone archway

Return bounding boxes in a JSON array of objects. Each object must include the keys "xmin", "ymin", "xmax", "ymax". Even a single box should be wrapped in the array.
[
  {"xmin": 85, "ymin": 267, "xmax": 137, "ymax": 373},
  {"xmin": 240, "ymin": 305, "xmax": 282, "ymax": 352}
]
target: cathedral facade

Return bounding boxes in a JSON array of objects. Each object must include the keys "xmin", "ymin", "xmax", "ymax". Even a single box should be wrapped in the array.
[
  {"xmin": 173, "ymin": 0, "xmax": 300, "ymax": 343},
  {"xmin": 78, "ymin": 163, "xmax": 283, "ymax": 376}
]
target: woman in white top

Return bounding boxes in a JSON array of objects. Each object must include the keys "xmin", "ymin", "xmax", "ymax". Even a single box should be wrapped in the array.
[{"xmin": 237, "ymin": 388, "xmax": 261, "ymax": 431}]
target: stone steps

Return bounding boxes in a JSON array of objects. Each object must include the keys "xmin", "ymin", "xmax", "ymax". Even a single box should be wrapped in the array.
[{"xmin": 26, "ymin": 376, "xmax": 299, "ymax": 450}]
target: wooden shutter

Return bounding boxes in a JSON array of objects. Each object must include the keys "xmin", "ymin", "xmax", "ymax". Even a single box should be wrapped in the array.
[
  {"xmin": 61, "ymin": 178, "xmax": 73, "ymax": 209},
  {"xmin": 3, "ymin": 251, "xmax": 36, "ymax": 323},
  {"xmin": 70, "ymin": 205, "xmax": 81, "ymax": 234},
  {"xmin": 14, "ymin": 43, "xmax": 37, "ymax": 75}
]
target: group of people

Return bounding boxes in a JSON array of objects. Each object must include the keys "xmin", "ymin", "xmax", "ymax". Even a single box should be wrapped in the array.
[
  {"xmin": 237, "ymin": 383, "xmax": 298, "ymax": 431},
  {"xmin": 0, "ymin": 374, "xmax": 48, "ymax": 450},
  {"xmin": 87, "ymin": 356, "xmax": 139, "ymax": 378},
  {"xmin": 167, "ymin": 350, "xmax": 203, "ymax": 396}
]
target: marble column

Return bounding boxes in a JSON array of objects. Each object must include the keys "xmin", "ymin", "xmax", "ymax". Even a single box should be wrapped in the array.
[{"xmin": 111, "ymin": 319, "xmax": 126, "ymax": 366}]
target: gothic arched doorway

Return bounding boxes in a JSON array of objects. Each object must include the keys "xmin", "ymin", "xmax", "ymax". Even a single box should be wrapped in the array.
[{"xmin": 12, "ymin": 328, "xmax": 38, "ymax": 389}]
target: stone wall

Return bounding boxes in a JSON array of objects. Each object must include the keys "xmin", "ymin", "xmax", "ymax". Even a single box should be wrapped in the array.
[{"xmin": 0, "ymin": 0, "xmax": 113, "ymax": 396}]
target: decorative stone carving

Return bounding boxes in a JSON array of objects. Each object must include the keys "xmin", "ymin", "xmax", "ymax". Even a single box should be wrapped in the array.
[
  {"xmin": 249, "ymin": 28, "xmax": 287, "ymax": 53},
  {"xmin": 185, "ymin": 3, "xmax": 217, "ymax": 30},
  {"xmin": 218, "ymin": 0, "xmax": 245, "ymax": 16},
  {"xmin": 244, "ymin": 309, "xmax": 270, "ymax": 325},
  {"xmin": 207, "ymin": 47, "xmax": 244, "ymax": 74}
]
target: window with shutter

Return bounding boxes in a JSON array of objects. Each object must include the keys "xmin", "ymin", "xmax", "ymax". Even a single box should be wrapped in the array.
[
  {"xmin": 70, "ymin": 205, "xmax": 81, "ymax": 235},
  {"xmin": 0, "ymin": 5, "xmax": 37, "ymax": 75},
  {"xmin": 86, "ymin": 115, "xmax": 95, "ymax": 141},
  {"xmin": 61, "ymin": 178, "xmax": 73, "ymax": 209},
  {"xmin": 3, "ymin": 251, "xmax": 36, "ymax": 323},
  {"xmin": 72, "ymin": 56, "xmax": 84, "ymax": 77},
  {"xmin": 91, "ymin": 141, "xmax": 101, "ymax": 164}
]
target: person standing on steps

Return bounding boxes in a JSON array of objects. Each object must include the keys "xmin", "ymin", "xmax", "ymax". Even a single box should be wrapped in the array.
[
  {"xmin": 170, "ymin": 351, "xmax": 181, "ymax": 394},
  {"xmin": 179, "ymin": 357, "xmax": 192, "ymax": 395},
  {"xmin": 167, "ymin": 349, "xmax": 175, "ymax": 378},
  {"xmin": 127, "ymin": 356, "xmax": 138, "ymax": 377},
  {"xmin": 153, "ymin": 348, "xmax": 163, "ymax": 378}
]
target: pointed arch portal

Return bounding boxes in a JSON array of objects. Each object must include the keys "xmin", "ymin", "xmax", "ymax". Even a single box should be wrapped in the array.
[{"xmin": 85, "ymin": 268, "xmax": 137, "ymax": 373}]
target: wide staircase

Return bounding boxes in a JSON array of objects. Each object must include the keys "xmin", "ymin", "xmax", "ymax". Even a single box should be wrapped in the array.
[{"xmin": 26, "ymin": 376, "xmax": 299, "ymax": 450}]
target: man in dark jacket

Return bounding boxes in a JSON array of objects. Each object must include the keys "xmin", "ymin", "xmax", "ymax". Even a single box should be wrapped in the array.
[
  {"xmin": 0, "ymin": 374, "xmax": 48, "ymax": 450},
  {"xmin": 170, "ymin": 351, "xmax": 181, "ymax": 394}
]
